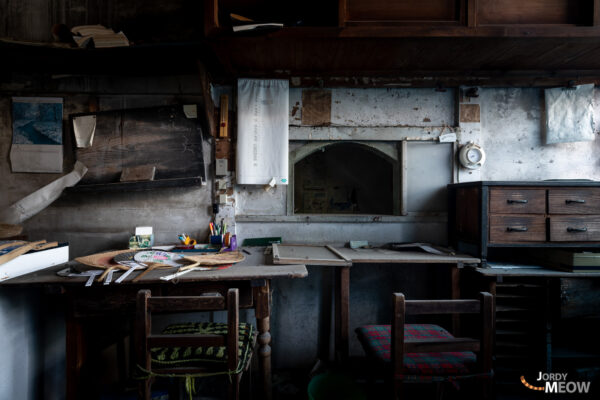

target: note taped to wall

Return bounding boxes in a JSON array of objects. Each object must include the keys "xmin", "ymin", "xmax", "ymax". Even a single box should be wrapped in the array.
[
  {"xmin": 10, "ymin": 97, "xmax": 64, "ymax": 173},
  {"xmin": 236, "ymin": 79, "xmax": 289, "ymax": 185}
]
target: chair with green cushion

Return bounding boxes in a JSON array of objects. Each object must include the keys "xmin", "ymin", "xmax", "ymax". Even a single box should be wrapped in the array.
[{"xmin": 136, "ymin": 288, "xmax": 255, "ymax": 400}]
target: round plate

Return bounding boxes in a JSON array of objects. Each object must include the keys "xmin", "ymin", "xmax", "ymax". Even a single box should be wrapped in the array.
[{"xmin": 134, "ymin": 250, "xmax": 185, "ymax": 267}]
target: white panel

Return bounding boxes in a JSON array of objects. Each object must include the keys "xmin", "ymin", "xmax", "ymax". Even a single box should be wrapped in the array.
[{"xmin": 406, "ymin": 142, "xmax": 453, "ymax": 212}]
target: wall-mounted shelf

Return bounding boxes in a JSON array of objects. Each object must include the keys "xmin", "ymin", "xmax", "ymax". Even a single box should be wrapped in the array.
[{"xmin": 66, "ymin": 176, "xmax": 203, "ymax": 193}]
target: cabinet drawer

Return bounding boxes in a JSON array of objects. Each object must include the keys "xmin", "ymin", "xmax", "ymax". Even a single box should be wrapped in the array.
[
  {"xmin": 489, "ymin": 189, "xmax": 545, "ymax": 214},
  {"xmin": 548, "ymin": 189, "xmax": 600, "ymax": 214},
  {"xmin": 549, "ymin": 216, "xmax": 600, "ymax": 241},
  {"xmin": 489, "ymin": 215, "xmax": 546, "ymax": 242}
]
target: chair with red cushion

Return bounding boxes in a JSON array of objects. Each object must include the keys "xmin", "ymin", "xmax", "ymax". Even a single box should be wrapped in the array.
[{"xmin": 356, "ymin": 292, "xmax": 494, "ymax": 399}]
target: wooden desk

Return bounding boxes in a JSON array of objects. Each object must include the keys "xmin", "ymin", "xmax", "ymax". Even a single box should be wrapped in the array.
[
  {"xmin": 273, "ymin": 246, "xmax": 480, "ymax": 361},
  {"xmin": 2, "ymin": 248, "xmax": 307, "ymax": 400}
]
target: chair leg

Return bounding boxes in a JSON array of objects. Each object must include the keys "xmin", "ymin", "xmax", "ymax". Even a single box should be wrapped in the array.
[
  {"xmin": 228, "ymin": 374, "xmax": 241, "ymax": 400},
  {"xmin": 393, "ymin": 379, "xmax": 403, "ymax": 400},
  {"xmin": 137, "ymin": 377, "xmax": 151, "ymax": 400},
  {"xmin": 434, "ymin": 382, "xmax": 444, "ymax": 400}
]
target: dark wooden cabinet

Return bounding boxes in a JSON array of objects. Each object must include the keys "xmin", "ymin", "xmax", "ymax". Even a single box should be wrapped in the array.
[{"xmin": 448, "ymin": 181, "xmax": 600, "ymax": 261}]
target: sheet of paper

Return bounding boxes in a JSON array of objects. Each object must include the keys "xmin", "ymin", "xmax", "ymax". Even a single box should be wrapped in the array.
[
  {"xmin": 10, "ymin": 97, "xmax": 63, "ymax": 173},
  {"xmin": 0, "ymin": 161, "xmax": 88, "ymax": 224},
  {"xmin": 73, "ymin": 114, "xmax": 96, "ymax": 148},
  {"xmin": 545, "ymin": 84, "xmax": 595, "ymax": 144}
]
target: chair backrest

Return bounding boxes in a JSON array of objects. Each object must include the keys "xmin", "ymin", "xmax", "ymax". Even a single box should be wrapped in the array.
[
  {"xmin": 136, "ymin": 288, "xmax": 239, "ymax": 373},
  {"xmin": 391, "ymin": 292, "xmax": 494, "ymax": 376}
]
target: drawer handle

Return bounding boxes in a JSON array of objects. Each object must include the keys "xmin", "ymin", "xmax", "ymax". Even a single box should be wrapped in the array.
[
  {"xmin": 507, "ymin": 226, "xmax": 528, "ymax": 232},
  {"xmin": 566, "ymin": 199, "xmax": 586, "ymax": 204},
  {"xmin": 567, "ymin": 227, "xmax": 588, "ymax": 233},
  {"xmin": 507, "ymin": 199, "xmax": 528, "ymax": 204}
]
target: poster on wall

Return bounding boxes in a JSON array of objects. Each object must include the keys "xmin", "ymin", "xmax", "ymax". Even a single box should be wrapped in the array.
[
  {"xmin": 10, "ymin": 97, "xmax": 63, "ymax": 173},
  {"xmin": 237, "ymin": 79, "xmax": 289, "ymax": 185}
]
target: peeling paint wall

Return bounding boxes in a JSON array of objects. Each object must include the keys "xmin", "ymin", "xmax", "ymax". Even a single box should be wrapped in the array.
[{"xmin": 480, "ymin": 88, "xmax": 600, "ymax": 180}]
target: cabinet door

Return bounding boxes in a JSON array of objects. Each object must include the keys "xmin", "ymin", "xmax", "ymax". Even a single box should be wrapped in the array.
[
  {"xmin": 548, "ymin": 189, "xmax": 600, "ymax": 214},
  {"xmin": 489, "ymin": 215, "xmax": 546, "ymax": 243},
  {"xmin": 549, "ymin": 216, "xmax": 600, "ymax": 242},
  {"xmin": 489, "ymin": 189, "xmax": 546, "ymax": 214}
]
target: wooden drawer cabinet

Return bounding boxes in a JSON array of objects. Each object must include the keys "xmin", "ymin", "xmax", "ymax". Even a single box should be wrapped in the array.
[
  {"xmin": 489, "ymin": 215, "xmax": 546, "ymax": 242},
  {"xmin": 550, "ymin": 216, "xmax": 600, "ymax": 241},
  {"xmin": 489, "ymin": 188, "xmax": 545, "ymax": 214},
  {"xmin": 448, "ymin": 181, "xmax": 600, "ymax": 261},
  {"xmin": 548, "ymin": 188, "xmax": 600, "ymax": 214}
]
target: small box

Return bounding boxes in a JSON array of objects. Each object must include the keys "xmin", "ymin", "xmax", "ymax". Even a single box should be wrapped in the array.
[{"xmin": 216, "ymin": 159, "xmax": 228, "ymax": 176}]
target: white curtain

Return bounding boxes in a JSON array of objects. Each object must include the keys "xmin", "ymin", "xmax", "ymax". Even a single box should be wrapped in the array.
[{"xmin": 237, "ymin": 79, "xmax": 289, "ymax": 185}]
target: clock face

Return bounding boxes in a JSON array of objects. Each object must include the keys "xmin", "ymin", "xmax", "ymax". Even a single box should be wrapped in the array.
[{"xmin": 467, "ymin": 148, "xmax": 482, "ymax": 163}]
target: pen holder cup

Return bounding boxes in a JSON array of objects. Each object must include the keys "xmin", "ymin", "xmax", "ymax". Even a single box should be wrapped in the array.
[
  {"xmin": 210, "ymin": 235, "xmax": 223, "ymax": 245},
  {"xmin": 230, "ymin": 235, "xmax": 237, "ymax": 251}
]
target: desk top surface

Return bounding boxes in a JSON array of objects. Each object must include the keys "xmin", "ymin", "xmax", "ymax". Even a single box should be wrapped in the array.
[
  {"xmin": 1, "ymin": 247, "xmax": 307, "ymax": 286},
  {"xmin": 335, "ymin": 247, "xmax": 481, "ymax": 264}
]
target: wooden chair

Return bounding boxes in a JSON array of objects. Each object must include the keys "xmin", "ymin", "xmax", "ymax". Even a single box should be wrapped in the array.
[
  {"xmin": 356, "ymin": 292, "xmax": 494, "ymax": 399},
  {"xmin": 135, "ymin": 288, "xmax": 255, "ymax": 400}
]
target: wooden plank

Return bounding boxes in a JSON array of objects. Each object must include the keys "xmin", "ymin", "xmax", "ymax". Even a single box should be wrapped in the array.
[
  {"xmin": 335, "ymin": 247, "xmax": 480, "ymax": 264},
  {"xmin": 477, "ymin": 0, "xmax": 588, "ymax": 25},
  {"xmin": 400, "ymin": 140, "xmax": 408, "ymax": 216},
  {"xmin": 474, "ymin": 267, "xmax": 600, "ymax": 278},
  {"xmin": 148, "ymin": 296, "xmax": 225, "ymax": 312},
  {"xmin": 404, "ymin": 338, "xmax": 480, "ymax": 353},
  {"xmin": 219, "ymin": 94, "xmax": 229, "ymax": 138},
  {"xmin": 147, "ymin": 334, "xmax": 226, "ymax": 347},
  {"xmin": 301, "ymin": 90, "xmax": 332, "ymax": 126},
  {"xmin": 347, "ymin": 0, "xmax": 461, "ymax": 22},
  {"xmin": 272, "ymin": 244, "xmax": 352, "ymax": 266},
  {"xmin": 405, "ymin": 299, "xmax": 481, "ymax": 314},
  {"xmin": 459, "ymin": 103, "xmax": 480, "ymax": 122}
]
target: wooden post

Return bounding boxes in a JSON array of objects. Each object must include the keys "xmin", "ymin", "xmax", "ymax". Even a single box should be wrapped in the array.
[
  {"xmin": 480, "ymin": 292, "xmax": 494, "ymax": 400},
  {"xmin": 468, "ymin": 0, "xmax": 478, "ymax": 27},
  {"xmin": 136, "ymin": 290, "xmax": 152, "ymax": 400},
  {"xmin": 451, "ymin": 264, "xmax": 462, "ymax": 335},
  {"xmin": 335, "ymin": 266, "xmax": 350, "ymax": 362},
  {"xmin": 338, "ymin": 0, "xmax": 348, "ymax": 27},
  {"xmin": 254, "ymin": 281, "xmax": 272, "ymax": 400},
  {"xmin": 392, "ymin": 293, "xmax": 405, "ymax": 400}
]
